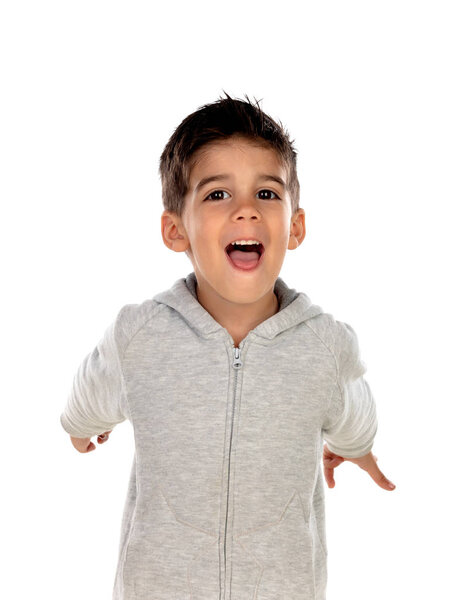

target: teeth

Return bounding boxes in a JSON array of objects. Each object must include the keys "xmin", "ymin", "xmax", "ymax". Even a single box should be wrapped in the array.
[{"xmin": 231, "ymin": 240, "xmax": 261, "ymax": 245}]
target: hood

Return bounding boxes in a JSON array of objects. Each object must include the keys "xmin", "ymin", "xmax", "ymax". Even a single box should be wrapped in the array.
[{"xmin": 153, "ymin": 271, "xmax": 323, "ymax": 341}]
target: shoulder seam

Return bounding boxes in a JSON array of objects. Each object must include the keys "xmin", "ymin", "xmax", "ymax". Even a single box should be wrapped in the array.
[
  {"xmin": 114, "ymin": 301, "xmax": 167, "ymax": 422},
  {"xmin": 303, "ymin": 318, "xmax": 343, "ymax": 430},
  {"xmin": 122, "ymin": 301, "xmax": 167, "ymax": 357}
]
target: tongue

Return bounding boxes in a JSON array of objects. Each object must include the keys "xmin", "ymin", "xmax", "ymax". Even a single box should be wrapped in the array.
[{"xmin": 228, "ymin": 249, "xmax": 260, "ymax": 269}]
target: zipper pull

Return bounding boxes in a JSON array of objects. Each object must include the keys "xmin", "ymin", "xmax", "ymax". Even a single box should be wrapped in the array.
[{"xmin": 233, "ymin": 346, "xmax": 242, "ymax": 369}]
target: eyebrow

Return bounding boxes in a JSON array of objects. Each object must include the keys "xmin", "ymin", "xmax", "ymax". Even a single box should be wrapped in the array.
[{"xmin": 194, "ymin": 173, "xmax": 287, "ymax": 193}]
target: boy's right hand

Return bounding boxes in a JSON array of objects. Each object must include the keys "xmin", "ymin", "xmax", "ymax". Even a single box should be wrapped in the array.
[{"xmin": 69, "ymin": 430, "xmax": 112, "ymax": 453}]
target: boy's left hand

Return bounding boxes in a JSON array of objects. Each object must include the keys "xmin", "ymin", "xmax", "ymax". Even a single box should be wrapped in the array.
[{"xmin": 323, "ymin": 443, "xmax": 396, "ymax": 491}]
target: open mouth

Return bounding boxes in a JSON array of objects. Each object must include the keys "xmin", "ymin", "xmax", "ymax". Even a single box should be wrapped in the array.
[{"xmin": 225, "ymin": 241, "xmax": 264, "ymax": 271}]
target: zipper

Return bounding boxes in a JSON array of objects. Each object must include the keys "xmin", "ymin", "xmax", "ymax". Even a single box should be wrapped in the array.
[
  {"xmin": 222, "ymin": 344, "xmax": 243, "ymax": 599},
  {"xmin": 232, "ymin": 346, "xmax": 243, "ymax": 369}
]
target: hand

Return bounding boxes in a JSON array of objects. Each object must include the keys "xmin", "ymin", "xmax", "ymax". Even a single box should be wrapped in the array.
[
  {"xmin": 69, "ymin": 430, "xmax": 112, "ymax": 453},
  {"xmin": 323, "ymin": 443, "xmax": 396, "ymax": 491}
]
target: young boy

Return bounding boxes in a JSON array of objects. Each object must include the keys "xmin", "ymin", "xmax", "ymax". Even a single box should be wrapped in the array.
[{"xmin": 60, "ymin": 93, "xmax": 395, "ymax": 600}]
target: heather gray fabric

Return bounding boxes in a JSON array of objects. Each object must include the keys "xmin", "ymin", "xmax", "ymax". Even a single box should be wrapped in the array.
[{"xmin": 60, "ymin": 271, "xmax": 378, "ymax": 600}]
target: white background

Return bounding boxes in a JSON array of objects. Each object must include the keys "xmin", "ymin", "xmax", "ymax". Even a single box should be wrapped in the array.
[{"xmin": 1, "ymin": 1, "xmax": 471, "ymax": 598}]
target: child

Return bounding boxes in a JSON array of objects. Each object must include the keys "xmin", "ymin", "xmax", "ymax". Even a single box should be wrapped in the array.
[{"xmin": 60, "ymin": 92, "xmax": 395, "ymax": 600}]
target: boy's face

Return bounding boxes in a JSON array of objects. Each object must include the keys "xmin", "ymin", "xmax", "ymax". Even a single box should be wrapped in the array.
[{"xmin": 161, "ymin": 136, "xmax": 305, "ymax": 306}]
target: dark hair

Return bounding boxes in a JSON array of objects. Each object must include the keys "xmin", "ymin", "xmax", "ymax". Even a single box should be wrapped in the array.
[{"xmin": 158, "ymin": 91, "xmax": 300, "ymax": 218}]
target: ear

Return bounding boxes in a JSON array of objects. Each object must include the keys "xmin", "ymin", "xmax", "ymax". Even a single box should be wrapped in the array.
[
  {"xmin": 288, "ymin": 208, "xmax": 306, "ymax": 250},
  {"xmin": 161, "ymin": 210, "xmax": 190, "ymax": 253}
]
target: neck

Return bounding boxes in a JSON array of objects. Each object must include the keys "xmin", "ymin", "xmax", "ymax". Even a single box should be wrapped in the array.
[{"xmin": 195, "ymin": 279, "xmax": 279, "ymax": 347}]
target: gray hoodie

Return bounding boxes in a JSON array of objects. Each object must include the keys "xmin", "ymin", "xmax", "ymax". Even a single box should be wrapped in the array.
[{"xmin": 60, "ymin": 271, "xmax": 377, "ymax": 600}]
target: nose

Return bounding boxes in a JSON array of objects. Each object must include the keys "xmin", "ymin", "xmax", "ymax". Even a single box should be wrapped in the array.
[{"xmin": 231, "ymin": 194, "xmax": 262, "ymax": 221}]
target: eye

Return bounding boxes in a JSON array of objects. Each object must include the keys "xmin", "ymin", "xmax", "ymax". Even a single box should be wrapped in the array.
[
  {"xmin": 203, "ymin": 189, "xmax": 281, "ymax": 201},
  {"xmin": 257, "ymin": 189, "xmax": 280, "ymax": 200},
  {"xmin": 204, "ymin": 190, "xmax": 230, "ymax": 201}
]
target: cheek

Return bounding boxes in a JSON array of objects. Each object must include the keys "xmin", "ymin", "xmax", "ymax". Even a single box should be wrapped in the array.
[
  {"xmin": 193, "ymin": 209, "xmax": 224, "ymax": 246},
  {"xmin": 190, "ymin": 225, "xmax": 217, "ymax": 257},
  {"xmin": 271, "ymin": 220, "xmax": 292, "ymax": 246}
]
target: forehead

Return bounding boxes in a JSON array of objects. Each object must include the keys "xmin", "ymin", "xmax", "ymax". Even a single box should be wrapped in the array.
[{"xmin": 188, "ymin": 137, "xmax": 286, "ymax": 181}]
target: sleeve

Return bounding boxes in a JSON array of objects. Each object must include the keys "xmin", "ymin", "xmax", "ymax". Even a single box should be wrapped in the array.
[
  {"xmin": 60, "ymin": 308, "xmax": 130, "ymax": 438},
  {"xmin": 322, "ymin": 321, "xmax": 378, "ymax": 458}
]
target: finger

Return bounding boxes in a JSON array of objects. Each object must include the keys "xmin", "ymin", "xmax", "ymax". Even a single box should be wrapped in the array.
[
  {"xmin": 323, "ymin": 448, "xmax": 344, "ymax": 466},
  {"xmin": 323, "ymin": 444, "xmax": 340, "ymax": 460},
  {"xmin": 366, "ymin": 462, "xmax": 396, "ymax": 491},
  {"xmin": 324, "ymin": 455, "xmax": 344, "ymax": 468},
  {"xmin": 323, "ymin": 463, "xmax": 336, "ymax": 488},
  {"xmin": 75, "ymin": 441, "xmax": 95, "ymax": 453}
]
